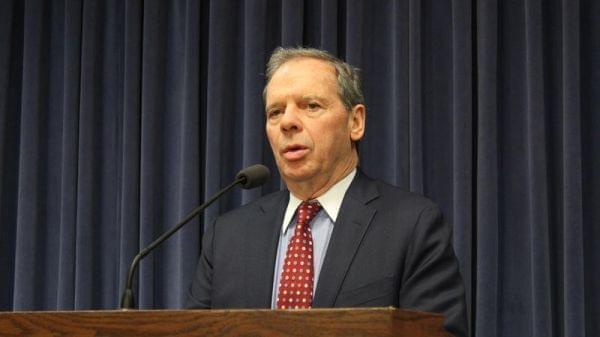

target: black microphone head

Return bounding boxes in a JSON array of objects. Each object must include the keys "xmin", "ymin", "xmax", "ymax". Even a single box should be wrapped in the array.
[{"xmin": 235, "ymin": 164, "xmax": 271, "ymax": 189}]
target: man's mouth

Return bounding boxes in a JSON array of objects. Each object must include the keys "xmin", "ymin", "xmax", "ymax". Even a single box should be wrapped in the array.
[{"xmin": 282, "ymin": 144, "xmax": 309, "ymax": 161}]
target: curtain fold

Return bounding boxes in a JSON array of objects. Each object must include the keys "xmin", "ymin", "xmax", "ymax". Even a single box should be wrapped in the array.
[
  {"xmin": 560, "ymin": 1, "xmax": 585, "ymax": 335},
  {"xmin": 0, "ymin": 0, "xmax": 20, "ymax": 311},
  {"xmin": 475, "ymin": 0, "xmax": 500, "ymax": 335},
  {"xmin": 581, "ymin": 2, "xmax": 600, "ymax": 336},
  {"xmin": 450, "ymin": 0, "xmax": 473, "ymax": 330},
  {"xmin": 523, "ymin": 1, "xmax": 552, "ymax": 336},
  {"xmin": 524, "ymin": 1, "xmax": 553, "ymax": 335},
  {"xmin": 1, "ymin": 1, "xmax": 598, "ymax": 336},
  {"xmin": 55, "ymin": 0, "xmax": 82, "ymax": 310},
  {"xmin": 14, "ymin": 0, "xmax": 58, "ymax": 309},
  {"xmin": 117, "ymin": 0, "xmax": 142, "ymax": 308},
  {"xmin": 407, "ymin": 0, "xmax": 423, "ymax": 193}
]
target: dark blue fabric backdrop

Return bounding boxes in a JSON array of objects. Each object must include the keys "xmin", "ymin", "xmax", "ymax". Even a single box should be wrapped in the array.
[{"xmin": 1, "ymin": 1, "xmax": 599, "ymax": 336}]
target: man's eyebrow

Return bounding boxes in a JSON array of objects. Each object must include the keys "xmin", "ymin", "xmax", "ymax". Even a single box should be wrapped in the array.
[
  {"xmin": 265, "ymin": 96, "xmax": 330, "ymax": 112},
  {"xmin": 302, "ymin": 95, "xmax": 321, "ymax": 100},
  {"xmin": 302, "ymin": 95, "xmax": 330, "ymax": 104},
  {"xmin": 265, "ymin": 103, "xmax": 280, "ymax": 112}
]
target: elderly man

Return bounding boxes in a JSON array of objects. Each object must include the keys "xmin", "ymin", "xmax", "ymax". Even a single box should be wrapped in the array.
[{"xmin": 187, "ymin": 47, "xmax": 467, "ymax": 337}]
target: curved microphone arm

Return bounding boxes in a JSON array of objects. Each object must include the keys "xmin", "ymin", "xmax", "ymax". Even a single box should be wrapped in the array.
[
  {"xmin": 119, "ymin": 164, "xmax": 270, "ymax": 309},
  {"xmin": 120, "ymin": 178, "xmax": 243, "ymax": 309}
]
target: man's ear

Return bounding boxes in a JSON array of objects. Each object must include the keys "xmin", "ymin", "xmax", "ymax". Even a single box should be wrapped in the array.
[{"xmin": 349, "ymin": 104, "xmax": 366, "ymax": 141}]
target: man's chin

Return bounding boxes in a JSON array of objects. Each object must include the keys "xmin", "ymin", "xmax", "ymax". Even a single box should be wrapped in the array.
[{"xmin": 279, "ymin": 167, "xmax": 316, "ymax": 184}]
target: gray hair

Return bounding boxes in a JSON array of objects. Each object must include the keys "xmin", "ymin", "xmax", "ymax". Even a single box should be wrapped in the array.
[{"xmin": 263, "ymin": 47, "xmax": 364, "ymax": 111}]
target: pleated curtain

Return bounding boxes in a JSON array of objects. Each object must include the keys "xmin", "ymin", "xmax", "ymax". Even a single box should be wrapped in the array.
[{"xmin": 0, "ymin": 1, "xmax": 598, "ymax": 336}]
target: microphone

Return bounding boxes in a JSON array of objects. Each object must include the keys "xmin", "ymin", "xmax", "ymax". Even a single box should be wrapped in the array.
[
  {"xmin": 236, "ymin": 163, "xmax": 270, "ymax": 189},
  {"xmin": 120, "ymin": 164, "xmax": 270, "ymax": 309}
]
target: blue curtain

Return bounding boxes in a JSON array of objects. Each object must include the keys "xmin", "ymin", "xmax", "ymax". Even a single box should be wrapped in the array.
[{"xmin": 1, "ymin": 1, "xmax": 598, "ymax": 336}]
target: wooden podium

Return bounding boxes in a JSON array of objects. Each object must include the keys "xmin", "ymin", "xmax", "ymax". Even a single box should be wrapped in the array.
[{"xmin": 0, "ymin": 307, "xmax": 450, "ymax": 337}]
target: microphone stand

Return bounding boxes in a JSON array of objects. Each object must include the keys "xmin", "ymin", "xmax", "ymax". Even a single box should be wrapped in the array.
[{"xmin": 120, "ymin": 178, "xmax": 243, "ymax": 309}]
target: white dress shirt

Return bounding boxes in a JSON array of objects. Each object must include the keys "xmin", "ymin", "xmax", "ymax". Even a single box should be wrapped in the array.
[{"xmin": 270, "ymin": 169, "xmax": 357, "ymax": 308}]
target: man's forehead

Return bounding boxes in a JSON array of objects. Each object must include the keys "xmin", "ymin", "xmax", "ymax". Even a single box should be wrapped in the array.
[
  {"xmin": 280, "ymin": 56, "xmax": 334, "ymax": 68},
  {"xmin": 274, "ymin": 57, "xmax": 335, "ymax": 78},
  {"xmin": 266, "ymin": 58, "xmax": 337, "ymax": 97}
]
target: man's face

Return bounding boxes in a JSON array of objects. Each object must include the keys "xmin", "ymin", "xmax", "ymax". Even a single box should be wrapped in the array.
[{"xmin": 265, "ymin": 57, "xmax": 365, "ymax": 189}]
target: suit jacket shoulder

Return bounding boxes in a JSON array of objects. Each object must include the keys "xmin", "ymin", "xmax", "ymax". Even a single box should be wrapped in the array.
[{"xmin": 318, "ymin": 171, "xmax": 467, "ymax": 336}]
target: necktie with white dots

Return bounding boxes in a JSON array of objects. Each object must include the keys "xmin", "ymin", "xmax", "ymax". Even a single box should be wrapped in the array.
[{"xmin": 276, "ymin": 200, "xmax": 322, "ymax": 309}]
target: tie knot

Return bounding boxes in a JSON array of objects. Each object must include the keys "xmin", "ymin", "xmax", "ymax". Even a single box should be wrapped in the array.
[{"xmin": 296, "ymin": 201, "xmax": 322, "ymax": 225}]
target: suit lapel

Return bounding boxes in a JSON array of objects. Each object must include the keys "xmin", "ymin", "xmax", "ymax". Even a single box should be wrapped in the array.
[
  {"xmin": 241, "ymin": 191, "xmax": 288, "ymax": 307},
  {"xmin": 312, "ymin": 172, "xmax": 379, "ymax": 307}
]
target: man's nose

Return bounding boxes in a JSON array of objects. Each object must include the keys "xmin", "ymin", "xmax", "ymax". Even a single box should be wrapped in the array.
[{"xmin": 280, "ymin": 107, "xmax": 302, "ymax": 132}]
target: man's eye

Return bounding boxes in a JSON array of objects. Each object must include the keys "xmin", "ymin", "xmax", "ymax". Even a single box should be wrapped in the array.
[
  {"xmin": 307, "ymin": 103, "xmax": 321, "ymax": 110},
  {"xmin": 268, "ymin": 109, "xmax": 282, "ymax": 118}
]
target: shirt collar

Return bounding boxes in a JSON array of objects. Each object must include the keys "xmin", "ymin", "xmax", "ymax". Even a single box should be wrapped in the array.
[{"xmin": 281, "ymin": 169, "xmax": 357, "ymax": 233}]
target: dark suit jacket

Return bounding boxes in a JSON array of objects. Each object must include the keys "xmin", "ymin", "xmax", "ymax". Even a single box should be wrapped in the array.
[{"xmin": 187, "ymin": 171, "xmax": 467, "ymax": 337}]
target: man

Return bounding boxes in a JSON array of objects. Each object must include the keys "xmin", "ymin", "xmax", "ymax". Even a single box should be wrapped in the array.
[{"xmin": 187, "ymin": 47, "xmax": 467, "ymax": 337}]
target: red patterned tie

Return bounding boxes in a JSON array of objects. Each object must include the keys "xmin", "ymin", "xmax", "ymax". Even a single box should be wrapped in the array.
[{"xmin": 276, "ymin": 200, "xmax": 322, "ymax": 309}]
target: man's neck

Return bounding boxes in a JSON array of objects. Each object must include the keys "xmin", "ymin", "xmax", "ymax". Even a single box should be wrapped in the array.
[{"xmin": 286, "ymin": 156, "xmax": 358, "ymax": 200}]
